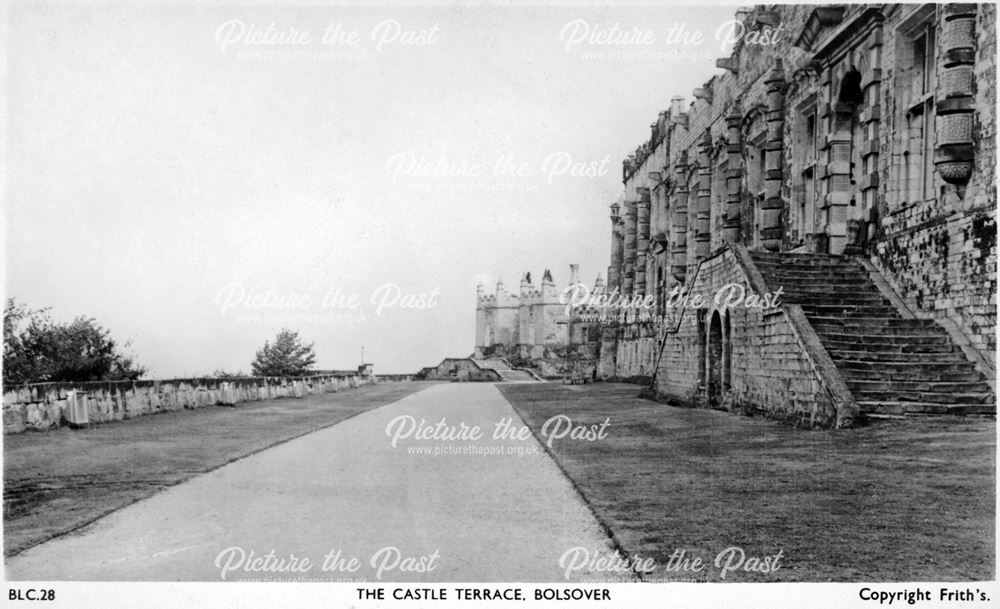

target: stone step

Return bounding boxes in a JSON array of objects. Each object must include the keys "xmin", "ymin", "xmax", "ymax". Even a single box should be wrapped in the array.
[
  {"xmin": 836, "ymin": 359, "xmax": 980, "ymax": 373},
  {"xmin": 857, "ymin": 401, "xmax": 997, "ymax": 416},
  {"xmin": 839, "ymin": 367, "xmax": 984, "ymax": 382},
  {"xmin": 818, "ymin": 333, "xmax": 952, "ymax": 346},
  {"xmin": 801, "ymin": 304, "xmax": 902, "ymax": 316},
  {"xmin": 749, "ymin": 254, "xmax": 860, "ymax": 266},
  {"xmin": 780, "ymin": 292, "xmax": 887, "ymax": 302},
  {"xmin": 807, "ymin": 315, "xmax": 941, "ymax": 327},
  {"xmin": 497, "ymin": 369, "xmax": 536, "ymax": 381},
  {"xmin": 829, "ymin": 348, "xmax": 966, "ymax": 361},
  {"xmin": 752, "ymin": 259, "xmax": 865, "ymax": 269},
  {"xmin": 830, "ymin": 345, "xmax": 960, "ymax": 356},
  {"xmin": 756, "ymin": 272, "xmax": 871, "ymax": 283},
  {"xmin": 849, "ymin": 389, "xmax": 993, "ymax": 404},
  {"xmin": 758, "ymin": 267, "xmax": 870, "ymax": 276},
  {"xmin": 812, "ymin": 323, "xmax": 951, "ymax": 343},
  {"xmin": 846, "ymin": 379, "xmax": 993, "ymax": 394}
]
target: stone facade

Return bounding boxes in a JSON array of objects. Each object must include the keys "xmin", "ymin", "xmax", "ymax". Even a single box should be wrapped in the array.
[
  {"xmin": 475, "ymin": 266, "xmax": 604, "ymax": 377},
  {"xmin": 601, "ymin": 4, "xmax": 996, "ymax": 426}
]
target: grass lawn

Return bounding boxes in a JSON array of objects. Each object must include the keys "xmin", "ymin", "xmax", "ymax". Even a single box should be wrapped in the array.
[
  {"xmin": 3, "ymin": 381, "xmax": 432, "ymax": 556},
  {"xmin": 497, "ymin": 382, "xmax": 995, "ymax": 582}
]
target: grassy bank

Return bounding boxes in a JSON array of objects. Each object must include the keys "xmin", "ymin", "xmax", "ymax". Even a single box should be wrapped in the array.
[{"xmin": 497, "ymin": 382, "xmax": 995, "ymax": 582}]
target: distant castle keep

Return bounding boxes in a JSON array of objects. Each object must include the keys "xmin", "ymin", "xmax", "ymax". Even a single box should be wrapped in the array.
[{"xmin": 474, "ymin": 265, "xmax": 604, "ymax": 377}]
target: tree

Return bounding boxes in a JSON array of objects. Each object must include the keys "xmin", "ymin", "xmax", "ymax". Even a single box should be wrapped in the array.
[
  {"xmin": 211, "ymin": 369, "xmax": 248, "ymax": 379},
  {"xmin": 250, "ymin": 328, "xmax": 316, "ymax": 377},
  {"xmin": 3, "ymin": 298, "xmax": 146, "ymax": 385}
]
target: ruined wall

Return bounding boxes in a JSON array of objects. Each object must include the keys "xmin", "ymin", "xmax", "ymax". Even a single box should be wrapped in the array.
[{"xmin": 3, "ymin": 372, "xmax": 383, "ymax": 434}]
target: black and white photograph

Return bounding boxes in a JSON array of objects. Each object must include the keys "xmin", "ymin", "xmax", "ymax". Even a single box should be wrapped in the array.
[{"xmin": 1, "ymin": 2, "xmax": 996, "ymax": 608}]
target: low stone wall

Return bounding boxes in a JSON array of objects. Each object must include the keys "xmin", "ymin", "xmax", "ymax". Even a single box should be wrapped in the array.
[
  {"xmin": 374, "ymin": 374, "xmax": 417, "ymax": 382},
  {"xmin": 3, "ymin": 373, "xmax": 381, "ymax": 434}
]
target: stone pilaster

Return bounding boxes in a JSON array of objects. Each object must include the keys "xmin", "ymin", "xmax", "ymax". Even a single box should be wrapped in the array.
[
  {"xmin": 723, "ymin": 101, "xmax": 743, "ymax": 243},
  {"xmin": 761, "ymin": 59, "xmax": 787, "ymax": 251},
  {"xmin": 694, "ymin": 132, "xmax": 712, "ymax": 261},
  {"xmin": 636, "ymin": 187, "xmax": 651, "ymax": 295},
  {"xmin": 820, "ymin": 63, "xmax": 852, "ymax": 255},
  {"xmin": 623, "ymin": 201, "xmax": 637, "ymax": 295},
  {"xmin": 848, "ymin": 26, "xmax": 884, "ymax": 254},
  {"xmin": 671, "ymin": 152, "xmax": 689, "ymax": 281}
]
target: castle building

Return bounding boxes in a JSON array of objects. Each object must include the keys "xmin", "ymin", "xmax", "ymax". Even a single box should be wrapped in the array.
[
  {"xmin": 601, "ymin": 4, "xmax": 996, "ymax": 426},
  {"xmin": 475, "ymin": 266, "xmax": 605, "ymax": 377}
]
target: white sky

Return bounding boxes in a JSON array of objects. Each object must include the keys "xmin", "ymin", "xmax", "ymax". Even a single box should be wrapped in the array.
[{"xmin": 5, "ymin": 2, "xmax": 740, "ymax": 376}]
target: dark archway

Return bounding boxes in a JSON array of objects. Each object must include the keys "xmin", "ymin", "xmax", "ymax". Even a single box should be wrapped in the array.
[
  {"xmin": 723, "ymin": 311, "xmax": 732, "ymax": 393},
  {"xmin": 708, "ymin": 310, "xmax": 724, "ymax": 408}
]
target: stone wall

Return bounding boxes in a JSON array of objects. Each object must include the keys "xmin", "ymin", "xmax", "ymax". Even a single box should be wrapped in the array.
[
  {"xmin": 651, "ymin": 246, "xmax": 856, "ymax": 428},
  {"xmin": 601, "ymin": 4, "xmax": 996, "ymax": 409},
  {"xmin": 3, "ymin": 372, "xmax": 384, "ymax": 434}
]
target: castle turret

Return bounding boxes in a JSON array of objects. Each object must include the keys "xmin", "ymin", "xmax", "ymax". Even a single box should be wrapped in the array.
[
  {"xmin": 608, "ymin": 200, "xmax": 624, "ymax": 291},
  {"xmin": 474, "ymin": 282, "xmax": 487, "ymax": 354},
  {"xmin": 520, "ymin": 272, "xmax": 533, "ymax": 294}
]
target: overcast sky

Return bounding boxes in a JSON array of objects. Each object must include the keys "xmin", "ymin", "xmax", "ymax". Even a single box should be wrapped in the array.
[{"xmin": 5, "ymin": 2, "xmax": 740, "ymax": 376}]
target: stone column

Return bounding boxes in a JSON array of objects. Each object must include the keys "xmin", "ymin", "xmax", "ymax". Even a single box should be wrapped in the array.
[
  {"xmin": 635, "ymin": 187, "xmax": 651, "ymax": 295},
  {"xmin": 849, "ymin": 26, "xmax": 884, "ymax": 254},
  {"xmin": 820, "ymin": 63, "xmax": 852, "ymax": 255},
  {"xmin": 761, "ymin": 60, "xmax": 787, "ymax": 251},
  {"xmin": 723, "ymin": 101, "xmax": 743, "ymax": 243},
  {"xmin": 935, "ymin": 4, "xmax": 978, "ymax": 185},
  {"xmin": 694, "ymin": 133, "xmax": 712, "ymax": 261},
  {"xmin": 671, "ymin": 152, "xmax": 689, "ymax": 281}
]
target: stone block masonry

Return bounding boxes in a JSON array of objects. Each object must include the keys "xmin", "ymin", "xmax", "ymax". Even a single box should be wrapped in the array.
[{"xmin": 597, "ymin": 4, "xmax": 996, "ymax": 427}]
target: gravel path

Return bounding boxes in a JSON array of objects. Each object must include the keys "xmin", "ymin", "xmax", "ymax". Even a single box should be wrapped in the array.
[{"xmin": 6, "ymin": 383, "xmax": 632, "ymax": 582}]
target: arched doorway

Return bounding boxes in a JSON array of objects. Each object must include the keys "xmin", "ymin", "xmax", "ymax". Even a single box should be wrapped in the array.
[{"xmin": 708, "ymin": 311, "xmax": 724, "ymax": 408}]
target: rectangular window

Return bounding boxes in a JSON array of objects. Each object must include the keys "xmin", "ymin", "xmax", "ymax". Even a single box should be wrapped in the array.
[
  {"xmin": 746, "ymin": 137, "xmax": 766, "ymax": 247},
  {"xmin": 899, "ymin": 10, "xmax": 938, "ymax": 204},
  {"xmin": 795, "ymin": 108, "xmax": 818, "ymax": 243}
]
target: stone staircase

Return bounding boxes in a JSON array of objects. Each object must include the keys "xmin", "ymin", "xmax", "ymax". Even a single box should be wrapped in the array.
[
  {"xmin": 748, "ymin": 251, "xmax": 995, "ymax": 418},
  {"xmin": 472, "ymin": 358, "xmax": 541, "ymax": 382}
]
